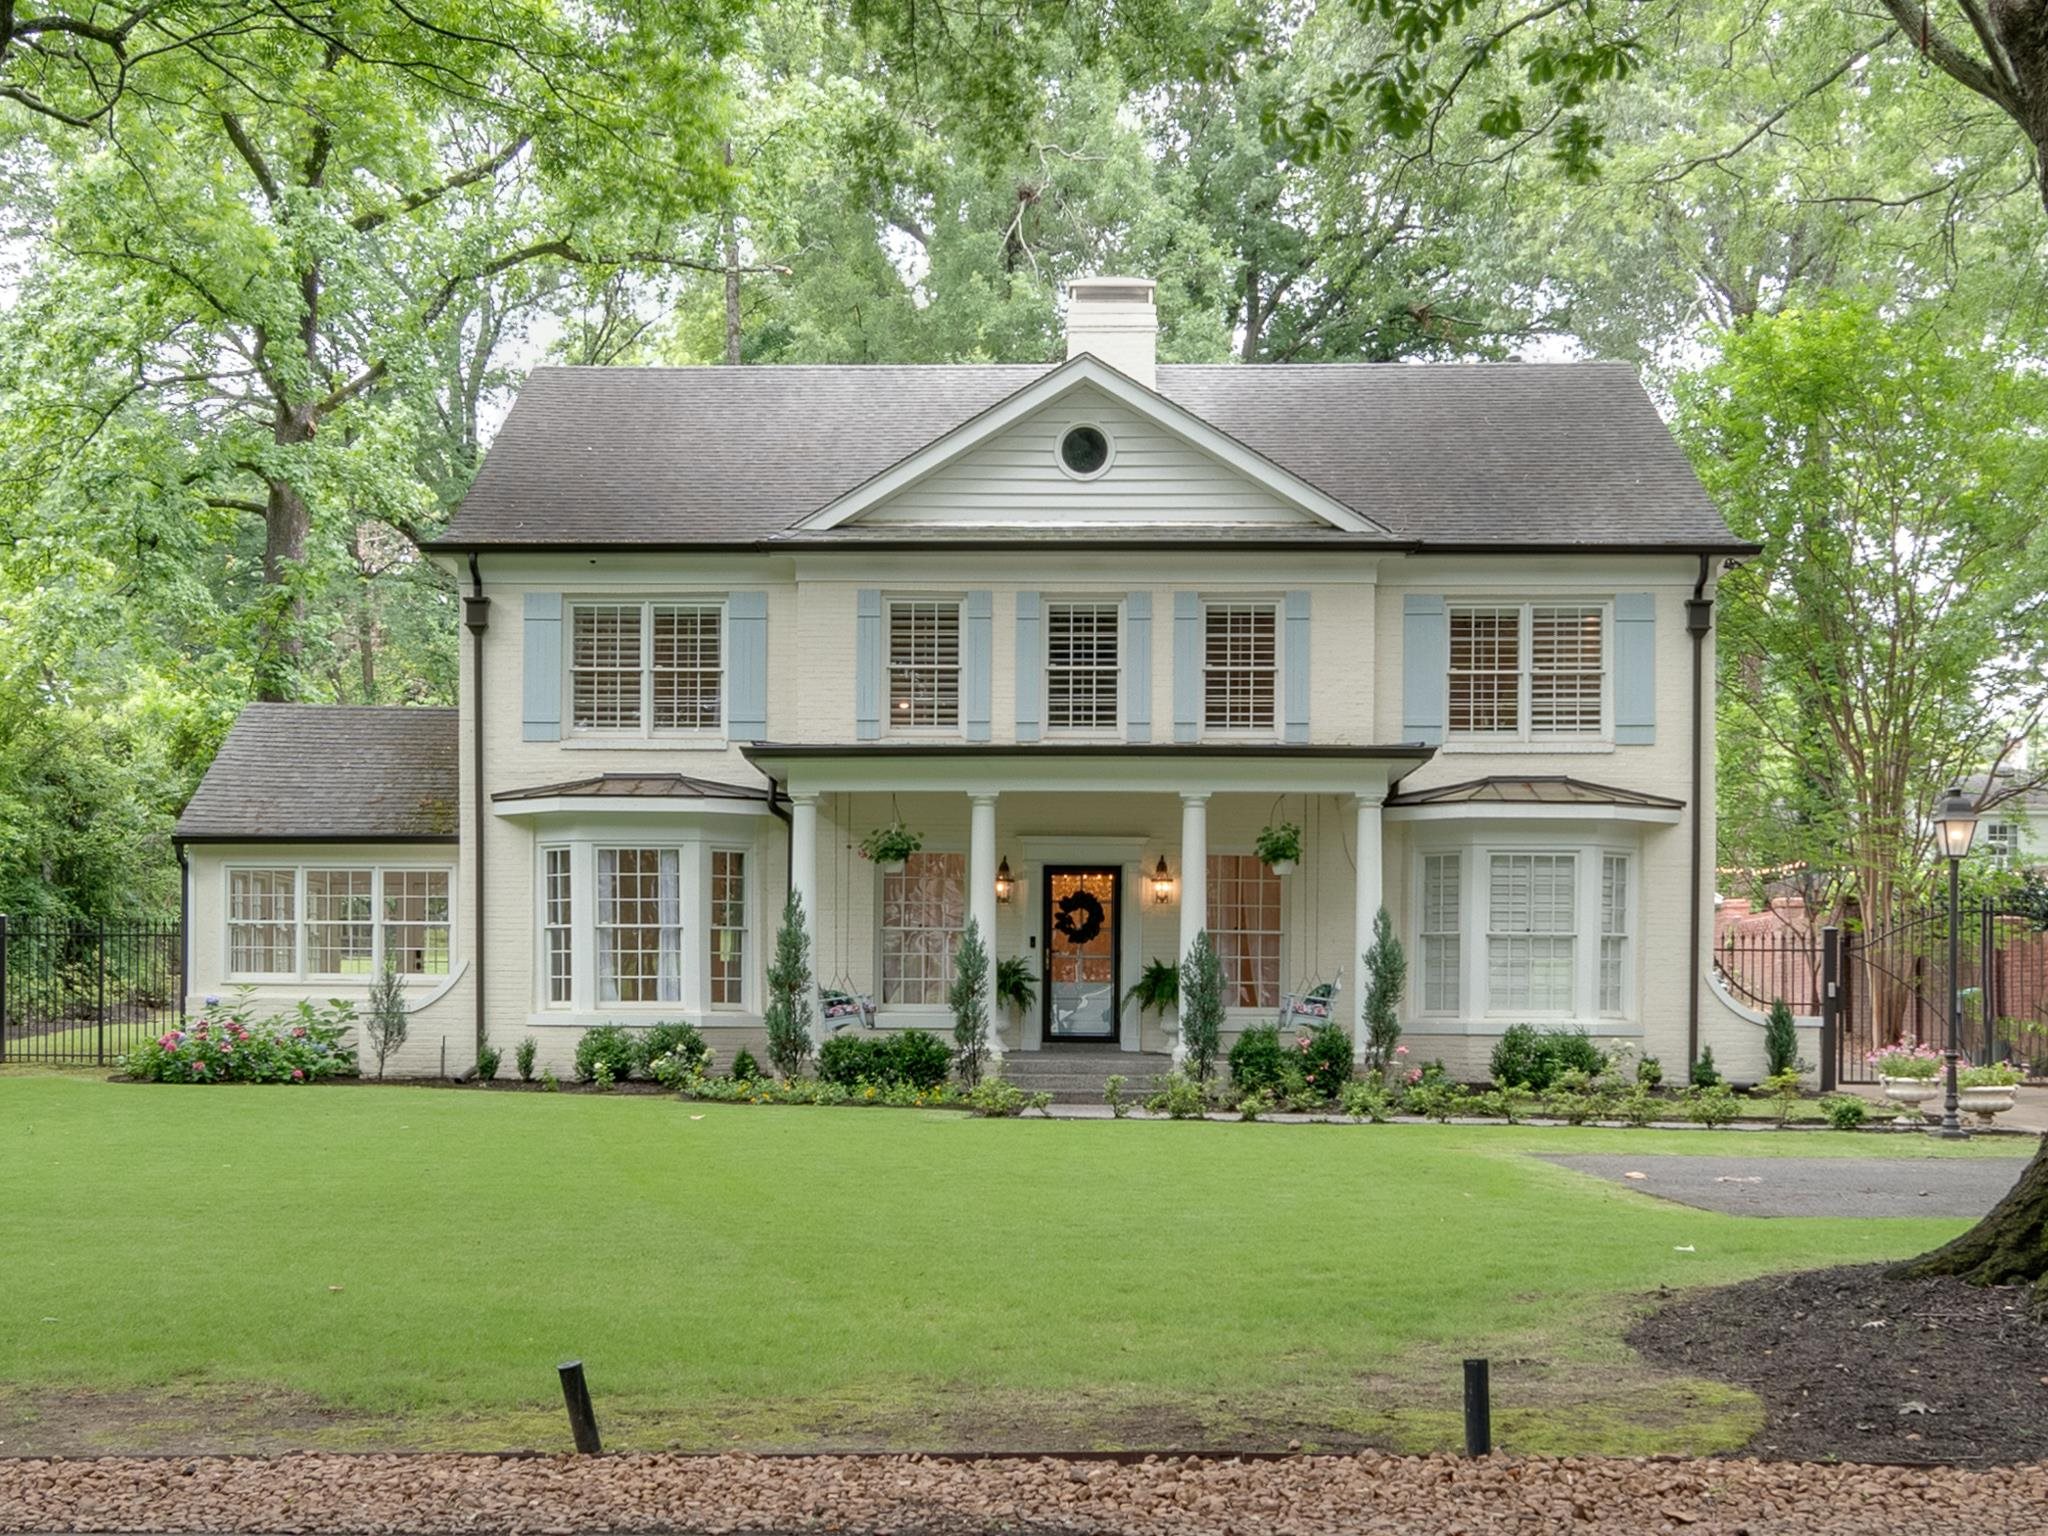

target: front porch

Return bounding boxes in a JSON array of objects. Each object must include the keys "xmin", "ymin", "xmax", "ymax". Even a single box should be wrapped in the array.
[{"xmin": 745, "ymin": 743, "xmax": 1431, "ymax": 1062}]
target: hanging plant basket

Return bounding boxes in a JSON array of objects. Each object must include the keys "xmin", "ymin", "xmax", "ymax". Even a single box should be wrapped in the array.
[
  {"xmin": 1256, "ymin": 821, "xmax": 1303, "ymax": 875},
  {"xmin": 859, "ymin": 821, "xmax": 922, "ymax": 873}
]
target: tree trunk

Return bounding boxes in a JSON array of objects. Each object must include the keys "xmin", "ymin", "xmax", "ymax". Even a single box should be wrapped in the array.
[
  {"xmin": 1892, "ymin": 1134, "xmax": 2048, "ymax": 1318},
  {"xmin": 256, "ymin": 404, "xmax": 316, "ymax": 702},
  {"xmin": 723, "ymin": 139, "xmax": 741, "ymax": 366}
]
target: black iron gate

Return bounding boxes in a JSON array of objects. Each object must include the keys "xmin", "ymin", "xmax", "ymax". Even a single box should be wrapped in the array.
[{"xmin": 0, "ymin": 915, "xmax": 183, "ymax": 1067}]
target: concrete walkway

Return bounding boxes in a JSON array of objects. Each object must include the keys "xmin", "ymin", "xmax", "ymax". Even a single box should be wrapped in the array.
[{"xmin": 1541, "ymin": 1153, "xmax": 2030, "ymax": 1218}]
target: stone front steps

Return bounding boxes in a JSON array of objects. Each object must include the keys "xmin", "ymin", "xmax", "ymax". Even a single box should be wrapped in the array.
[{"xmin": 994, "ymin": 1048, "xmax": 1174, "ymax": 1104}]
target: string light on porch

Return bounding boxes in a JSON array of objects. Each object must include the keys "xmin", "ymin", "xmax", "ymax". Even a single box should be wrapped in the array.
[
  {"xmin": 1152, "ymin": 855, "xmax": 1174, "ymax": 905},
  {"xmin": 995, "ymin": 857, "xmax": 1014, "ymax": 905}
]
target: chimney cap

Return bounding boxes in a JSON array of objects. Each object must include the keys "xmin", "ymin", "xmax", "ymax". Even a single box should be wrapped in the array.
[{"xmin": 1066, "ymin": 276, "xmax": 1157, "ymax": 304}]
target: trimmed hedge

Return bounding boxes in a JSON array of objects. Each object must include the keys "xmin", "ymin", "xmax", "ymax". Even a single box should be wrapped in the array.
[
  {"xmin": 1488, "ymin": 1024, "xmax": 1607, "ymax": 1091},
  {"xmin": 817, "ymin": 1029, "xmax": 953, "ymax": 1090}
]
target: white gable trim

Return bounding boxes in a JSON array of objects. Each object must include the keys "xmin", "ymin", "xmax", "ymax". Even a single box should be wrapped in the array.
[{"xmin": 798, "ymin": 355, "xmax": 1391, "ymax": 535}]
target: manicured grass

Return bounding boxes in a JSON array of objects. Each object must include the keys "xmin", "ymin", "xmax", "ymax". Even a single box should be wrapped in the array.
[{"xmin": 0, "ymin": 1074, "xmax": 2024, "ymax": 1456}]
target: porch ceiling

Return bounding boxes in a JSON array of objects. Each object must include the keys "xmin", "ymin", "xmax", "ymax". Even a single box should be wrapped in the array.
[{"xmin": 741, "ymin": 741, "xmax": 1434, "ymax": 798}]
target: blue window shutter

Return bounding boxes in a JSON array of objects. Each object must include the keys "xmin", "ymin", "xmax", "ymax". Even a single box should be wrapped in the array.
[
  {"xmin": 1172, "ymin": 591, "xmax": 1201, "ymax": 743},
  {"xmin": 522, "ymin": 592, "xmax": 563, "ymax": 742},
  {"xmin": 855, "ymin": 590, "xmax": 882, "ymax": 740},
  {"xmin": 1282, "ymin": 590, "xmax": 1311, "ymax": 744},
  {"xmin": 1613, "ymin": 593, "xmax": 1656, "ymax": 744},
  {"xmin": 727, "ymin": 591, "xmax": 768, "ymax": 741},
  {"xmin": 1124, "ymin": 592, "xmax": 1152, "ymax": 742},
  {"xmin": 1015, "ymin": 592, "xmax": 1042, "ymax": 742},
  {"xmin": 964, "ymin": 590, "xmax": 993, "ymax": 742},
  {"xmin": 1401, "ymin": 594, "xmax": 1447, "ymax": 746}
]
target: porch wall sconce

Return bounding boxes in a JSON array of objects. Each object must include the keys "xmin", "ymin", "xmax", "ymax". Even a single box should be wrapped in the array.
[
  {"xmin": 995, "ymin": 857, "xmax": 1015, "ymax": 905},
  {"xmin": 1151, "ymin": 855, "xmax": 1175, "ymax": 905}
]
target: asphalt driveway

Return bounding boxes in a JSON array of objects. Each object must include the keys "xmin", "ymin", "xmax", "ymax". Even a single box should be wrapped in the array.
[{"xmin": 1541, "ymin": 1153, "xmax": 2030, "ymax": 1218}]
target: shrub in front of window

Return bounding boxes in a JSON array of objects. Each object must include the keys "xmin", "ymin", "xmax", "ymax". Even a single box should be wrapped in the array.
[
  {"xmin": 949, "ymin": 917, "xmax": 993, "ymax": 1087},
  {"xmin": 124, "ymin": 1002, "xmax": 358, "ymax": 1084},
  {"xmin": 818, "ymin": 1033, "xmax": 887, "ymax": 1087},
  {"xmin": 1178, "ymin": 930, "xmax": 1225, "ymax": 1083},
  {"xmin": 642, "ymin": 1021, "xmax": 709, "ymax": 1078},
  {"xmin": 574, "ymin": 1024, "xmax": 645, "ymax": 1084},
  {"xmin": 364, "ymin": 958, "xmax": 408, "ymax": 1080},
  {"xmin": 1228, "ymin": 1024, "xmax": 1289, "ymax": 1094},
  {"xmin": 1296, "ymin": 1022, "xmax": 1354, "ymax": 1103},
  {"xmin": 1636, "ymin": 1054, "xmax": 1664, "ymax": 1088},
  {"xmin": 730, "ymin": 1048, "xmax": 763, "ymax": 1082},
  {"xmin": 764, "ymin": 890, "xmax": 816, "ymax": 1081},
  {"xmin": 1359, "ymin": 906, "xmax": 1407, "ymax": 1077},
  {"xmin": 888, "ymin": 1028, "xmax": 953, "ymax": 1090},
  {"xmin": 1489, "ymin": 1024, "xmax": 1607, "ymax": 1091},
  {"xmin": 514, "ymin": 1036, "xmax": 538, "ymax": 1082},
  {"xmin": 1764, "ymin": 998, "xmax": 1800, "ymax": 1077}
]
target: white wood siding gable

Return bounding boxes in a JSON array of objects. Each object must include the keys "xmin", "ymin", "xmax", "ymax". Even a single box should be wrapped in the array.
[{"xmin": 799, "ymin": 355, "xmax": 1389, "ymax": 534}]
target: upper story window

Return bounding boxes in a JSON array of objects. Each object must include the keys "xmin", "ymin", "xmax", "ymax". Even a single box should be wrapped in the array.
[
  {"xmin": 888, "ymin": 599, "xmax": 961, "ymax": 730},
  {"xmin": 571, "ymin": 601, "xmax": 724, "ymax": 734},
  {"xmin": 1982, "ymin": 820, "xmax": 2022, "ymax": 869},
  {"xmin": 1204, "ymin": 601, "xmax": 1277, "ymax": 733},
  {"xmin": 1449, "ymin": 603, "xmax": 1606, "ymax": 740},
  {"xmin": 1047, "ymin": 601, "xmax": 1120, "ymax": 732},
  {"xmin": 227, "ymin": 866, "xmax": 451, "ymax": 981}
]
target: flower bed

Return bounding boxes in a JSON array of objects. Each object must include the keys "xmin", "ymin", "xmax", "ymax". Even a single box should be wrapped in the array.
[{"xmin": 122, "ymin": 1003, "xmax": 357, "ymax": 1084}]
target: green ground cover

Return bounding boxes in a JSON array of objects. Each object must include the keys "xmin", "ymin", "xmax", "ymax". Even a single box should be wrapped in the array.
[{"xmin": 0, "ymin": 1073, "xmax": 2022, "ymax": 1457}]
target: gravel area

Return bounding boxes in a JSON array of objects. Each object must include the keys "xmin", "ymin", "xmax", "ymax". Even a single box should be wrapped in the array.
[
  {"xmin": 3, "ymin": 1451, "xmax": 2047, "ymax": 1535},
  {"xmin": 1632, "ymin": 1262, "xmax": 2048, "ymax": 1465},
  {"xmin": 1542, "ymin": 1154, "xmax": 2028, "ymax": 1217}
]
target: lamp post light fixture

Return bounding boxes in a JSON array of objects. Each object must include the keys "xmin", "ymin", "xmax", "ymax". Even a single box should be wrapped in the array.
[
  {"xmin": 1151, "ymin": 855, "xmax": 1174, "ymax": 905},
  {"xmin": 1931, "ymin": 784, "xmax": 1980, "ymax": 1139},
  {"xmin": 994, "ymin": 857, "xmax": 1014, "ymax": 905}
]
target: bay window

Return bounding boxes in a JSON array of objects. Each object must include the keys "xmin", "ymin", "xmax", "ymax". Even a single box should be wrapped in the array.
[
  {"xmin": 709, "ymin": 850, "xmax": 747, "ymax": 1007},
  {"xmin": 543, "ymin": 848, "xmax": 573, "ymax": 1005},
  {"xmin": 596, "ymin": 848, "xmax": 682, "ymax": 1004},
  {"xmin": 1599, "ymin": 853, "xmax": 1630, "ymax": 1015},
  {"xmin": 1487, "ymin": 853, "xmax": 1577, "ymax": 1013},
  {"xmin": 1419, "ymin": 854, "xmax": 1461, "ymax": 1013}
]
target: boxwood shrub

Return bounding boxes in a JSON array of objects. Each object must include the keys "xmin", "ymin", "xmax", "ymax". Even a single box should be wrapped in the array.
[
  {"xmin": 574, "ymin": 1024, "xmax": 646, "ymax": 1083},
  {"xmin": 1489, "ymin": 1024, "xmax": 1607, "ymax": 1091},
  {"xmin": 818, "ymin": 1029, "xmax": 953, "ymax": 1089},
  {"xmin": 1228, "ymin": 1023, "xmax": 1289, "ymax": 1094},
  {"xmin": 641, "ymin": 1021, "xmax": 709, "ymax": 1077}
]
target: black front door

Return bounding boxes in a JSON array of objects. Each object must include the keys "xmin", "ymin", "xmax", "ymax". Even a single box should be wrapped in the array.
[{"xmin": 1044, "ymin": 866, "xmax": 1121, "ymax": 1042}]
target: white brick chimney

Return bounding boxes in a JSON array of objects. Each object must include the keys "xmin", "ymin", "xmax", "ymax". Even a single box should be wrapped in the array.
[{"xmin": 1065, "ymin": 276, "xmax": 1158, "ymax": 388}]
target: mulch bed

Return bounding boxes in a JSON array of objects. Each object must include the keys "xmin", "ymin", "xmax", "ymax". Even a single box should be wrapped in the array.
[
  {"xmin": 3, "ymin": 1450, "xmax": 2046, "ymax": 1535},
  {"xmin": 1631, "ymin": 1262, "xmax": 2048, "ymax": 1465}
]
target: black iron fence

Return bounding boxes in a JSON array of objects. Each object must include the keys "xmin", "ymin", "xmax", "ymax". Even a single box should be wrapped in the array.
[{"xmin": 0, "ymin": 915, "xmax": 183, "ymax": 1067}]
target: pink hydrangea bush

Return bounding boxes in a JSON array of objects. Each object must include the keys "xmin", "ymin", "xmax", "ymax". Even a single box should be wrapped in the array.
[{"xmin": 123, "ymin": 1000, "xmax": 358, "ymax": 1084}]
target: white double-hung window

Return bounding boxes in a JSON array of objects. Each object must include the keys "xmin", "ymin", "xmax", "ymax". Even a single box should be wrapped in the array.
[
  {"xmin": 1203, "ymin": 601, "xmax": 1278, "ymax": 733},
  {"xmin": 1046, "ymin": 601, "xmax": 1120, "ymax": 732},
  {"xmin": 596, "ymin": 848, "xmax": 683, "ymax": 1003},
  {"xmin": 570, "ymin": 600, "xmax": 725, "ymax": 734},
  {"xmin": 1419, "ymin": 854, "xmax": 1462, "ymax": 1013},
  {"xmin": 1449, "ymin": 603, "xmax": 1606, "ymax": 740},
  {"xmin": 1487, "ymin": 853, "xmax": 1578, "ymax": 1013},
  {"xmin": 1599, "ymin": 852, "xmax": 1631, "ymax": 1015},
  {"xmin": 887, "ymin": 600, "xmax": 962, "ymax": 730}
]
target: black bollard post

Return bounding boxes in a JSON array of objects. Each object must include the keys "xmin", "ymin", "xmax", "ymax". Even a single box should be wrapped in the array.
[
  {"xmin": 558, "ymin": 1359, "xmax": 603, "ymax": 1454},
  {"xmin": 1462, "ymin": 1358, "xmax": 1492, "ymax": 1457}
]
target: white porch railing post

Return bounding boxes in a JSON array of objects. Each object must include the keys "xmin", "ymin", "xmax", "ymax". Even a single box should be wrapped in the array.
[
  {"xmin": 1176, "ymin": 792, "xmax": 1210, "ymax": 1068},
  {"xmin": 1352, "ymin": 789, "xmax": 1386, "ymax": 1063},
  {"xmin": 969, "ymin": 792, "xmax": 1002, "ymax": 1057}
]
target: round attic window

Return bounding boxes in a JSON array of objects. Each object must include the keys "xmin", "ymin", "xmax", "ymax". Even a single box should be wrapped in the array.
[{"xmin": 1058, "ymin": 425, "xmax": 1111, "ymax": 479}]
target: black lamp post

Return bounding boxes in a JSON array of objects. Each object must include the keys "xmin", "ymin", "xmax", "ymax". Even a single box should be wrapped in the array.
[{"xmin": 1931, "ymin": 785, "xmax": 1979, "ymax": 1139}]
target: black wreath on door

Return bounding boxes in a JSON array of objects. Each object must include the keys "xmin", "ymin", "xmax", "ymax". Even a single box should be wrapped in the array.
[{"xmin": 1053, "ymin": 888, "xmax": 1106, "ymax": 946}]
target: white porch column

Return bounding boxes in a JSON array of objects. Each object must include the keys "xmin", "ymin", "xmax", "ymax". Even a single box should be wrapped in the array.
[
  {"xmin": 1176, "ymin": 793, "xmax": 1210, "ymax": 1067},
  {"xmin": 968, "ymin": 792, "xmax": 1003, "ymax": 1057},
  {"xmin": 1353, "ymin": 790, "xmax": 1386, "ymax": 1063},
  {"xmin": 789, "ymin": 790, "xmax": 820, "ymax": 983}
]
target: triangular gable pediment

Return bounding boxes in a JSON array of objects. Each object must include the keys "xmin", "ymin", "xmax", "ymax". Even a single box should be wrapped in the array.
[{"xmin": 798, "ymin": 356, "xmax": 1390, "ymax": 535}]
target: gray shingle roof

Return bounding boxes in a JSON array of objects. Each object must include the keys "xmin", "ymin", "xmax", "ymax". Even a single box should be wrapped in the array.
[
  {"xmin": 1387, "ymin": 774, "xmax": 1685, "ymax": 809},
  {"xmin": 438, "ymin": 362, "xmax": 1744, "ymax": 551},
  {"xmin": 175, "ymin": 705, "xmax": 459, "ymax": 841}
]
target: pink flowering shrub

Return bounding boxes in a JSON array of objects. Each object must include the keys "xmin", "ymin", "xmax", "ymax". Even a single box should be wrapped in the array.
[
  {"xmin": 1866, "ymin": 1041, "xmax": 1943, "ymax": 1080},
  {"xmin": 123, "ymin": 1000, "xmax": 358, "ymax": 1084}
]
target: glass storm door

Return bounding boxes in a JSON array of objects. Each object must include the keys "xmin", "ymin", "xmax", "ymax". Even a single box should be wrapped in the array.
[{"xmin": 1044, "ymin": 867, "xmax": 1120, "ymax": 1041}]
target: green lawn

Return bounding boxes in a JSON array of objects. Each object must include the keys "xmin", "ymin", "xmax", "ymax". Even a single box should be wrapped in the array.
[{"xmin": 0, "ymin": 1073, "xmax": 2023, "ymax": 1457}]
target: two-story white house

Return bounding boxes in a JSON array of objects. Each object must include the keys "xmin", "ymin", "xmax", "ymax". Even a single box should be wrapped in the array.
[{"xmin": 174, "ymin": 279, "xmax": 1773, "ymax": 1083}]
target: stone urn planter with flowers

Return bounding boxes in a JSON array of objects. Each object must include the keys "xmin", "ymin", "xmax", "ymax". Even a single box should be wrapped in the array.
[
  {"xmin": 1957, "ymin": 1060, "xmax": 2024, "ymax": 1125},
  {"xmin": 1868, "ymin": 1043, "xmax": 1943, "ymax": 1122}
]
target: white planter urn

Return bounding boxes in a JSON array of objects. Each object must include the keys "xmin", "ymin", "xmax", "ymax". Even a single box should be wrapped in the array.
[
  {"xmin": 1268, "ymin": 858, "xmax": 1298, "ymax": 876},
  {"xmin": 877, "ymin": 859, "xmax": 906, "ymax": 875},
  {"xmin": 1879, "ymin": 1076, "xmax": 1940, "ymax": 1121},
  {"xmin": 1958, "ymin": 1084, "xmax": 2020, "ymax": 1125}
]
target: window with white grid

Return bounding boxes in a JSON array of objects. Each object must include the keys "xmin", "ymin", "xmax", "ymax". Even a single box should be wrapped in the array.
[
  {"xmin": 1487, "ymin": 853, "xmax": 1577, "ymax": 1012},
  {"xmin": 1047, "ymin": 601, "xmax": 1120, "ymax": 732},
  {"xmin": 1203, "ymin": 603, "xmax": 1277, "ymax": 732},
  {"xmin": 709, "ymin": 850, "xmax": 746, "ymax": 1007},
  {"xmin": 228, "ymin": 868, "xmax": 297, "ymax": 975},
  {"xmin": 572, "ymin": 604, "xmax": 643, "ymax": 730},
  {"xmin": 597, "ymin": 848, "xmax": 682, "ymax": 1003},
  {"xmin": 1599, "ymin": 853, "xmax": 1630, "ymax": 1015},
  {"xmin": 544, "ymin": 848, "xmax": 572, "ymax": 1005},
  {"xmin": 382, "ymin": 870, "xmax": 451, "ymax": 976},
  {"xmin": 1207, "ymin": 854, "xmax": 1281, "ymax": 1009},
  {"xmin": 1983, "ymin": 822, "xmax": 2021, "ymax": 869},
  {"xmin": 1449, "ymin": 603, "xmax": 1607, "ymax": 739},
  {"xmin": 1420, "ymin": 854, "xmax": 1461, "ymax": 1013},
  {"xmin": 652, "ymin": 604, "xmax": 723, "ymax": 730},
  {"xmin": 305, "ymin": 869, "xmax": 374, "ymax": 977},
  {"xmin": 887, "ymin": 601, "xmax": 961, "ymax": 729},
  {"xmin": 880, "ymin": 852, "xmax": 964, "ymax": 1004}
]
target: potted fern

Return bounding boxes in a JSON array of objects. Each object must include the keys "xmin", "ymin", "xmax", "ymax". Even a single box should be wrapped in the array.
[
  {"xmin": 1256, "ymin": 821, "xmax": 1303, "ymax": 876},
  {"xmin": 995, "ymin": 956, "xmax": 1038, "ymax": 1035},
  {"xmin": 859, "ymin": 820, "xmax": 922, "ymax": 874},
  {"xmin": 1123, "ymin": 957, "xmax": 1179, "ymax": 1019}
]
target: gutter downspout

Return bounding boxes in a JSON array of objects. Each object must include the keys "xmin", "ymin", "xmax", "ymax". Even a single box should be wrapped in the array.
[
  {"xmin": 762, "ymin": 778, "xmax": 793, "ymax": 893},
  {"xmin": 1685, "ymin": 555, "xmax": 1716, "ymax": 1072},
  {"xmin": 175, "ymin": 838, "xmax": 190, "ymax": 1024},
  {"xmin": 463, "ymin": 555, "xmax": 491, "ymax": 1069}
]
